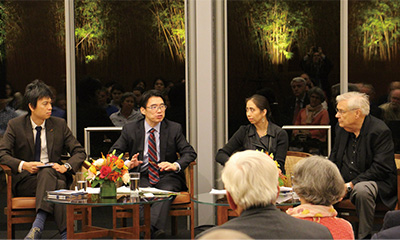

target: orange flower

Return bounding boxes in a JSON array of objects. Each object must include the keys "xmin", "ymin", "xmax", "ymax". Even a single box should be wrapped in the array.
[
  {"xmin": 108, "ymin": 171, "xmax": 119, "ymax": 182},
  {"xmin": 116, "ymin": 159, "xmax": 125, "ymax": 169}
]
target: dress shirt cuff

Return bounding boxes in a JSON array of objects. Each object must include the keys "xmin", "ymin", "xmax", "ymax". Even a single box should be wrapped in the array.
[
  {"xmin": 18, "ymin": 161, "xmax": 25, "ymax": 173},
  {"xmin": 173, "ymin": 162, "xmax": 181, "ymax": 173}
]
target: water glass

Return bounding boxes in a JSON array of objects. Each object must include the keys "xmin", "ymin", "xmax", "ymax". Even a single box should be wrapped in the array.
[
  {"xmin": 76, "ymin": 172, "xmax": 87, "ymax": 191},
  {"xmin": 129, "ymin": 172, "xmax": 140, "ymax": 192}
]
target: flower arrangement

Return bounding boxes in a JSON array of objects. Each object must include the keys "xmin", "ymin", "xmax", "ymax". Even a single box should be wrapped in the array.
[
  {"xmin": 258, "ymin": 149, "xmax": 287, "ymax": 186},
  {"xmin": 86, "ymin": 150, "xmax": 130, "ymax": 187}
]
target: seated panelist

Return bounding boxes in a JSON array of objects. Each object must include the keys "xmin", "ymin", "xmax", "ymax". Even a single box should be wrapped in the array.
[
  {"xmin": 110, "ymin": 89, "xmax": 197, "ymax": 237},
  {"xmin": 0, "ymin": 80, "xmax": 86, "ymax": 240},
  {"xmin": 216, "ymin": 94, "xmax": 288, "ymax": 173}
]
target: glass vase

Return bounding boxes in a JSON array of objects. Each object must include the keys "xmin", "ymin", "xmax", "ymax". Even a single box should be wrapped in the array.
[{"xmin": 100, "ymin": 180, "xmax": 117, "ymax": 198}]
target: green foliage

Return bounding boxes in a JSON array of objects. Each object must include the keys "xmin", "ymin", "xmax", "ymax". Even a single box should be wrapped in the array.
[
  {"xmin": 0, "ymin": 1, "xmax": 21, "ymax": 62},
  {"xmin": 244, "ymin": 0, "xmax": 312, "ymax": 65},
  {"xmin": 350, "ymin": 0, "xmax": 400, "ymax": 62},
  {"xmin": 150, "ymin": 0, "xmax": 185, "ymax": 63},
  {"xmin": 53, "ymin": 0, "xmax": 115, "ymax": 64}
]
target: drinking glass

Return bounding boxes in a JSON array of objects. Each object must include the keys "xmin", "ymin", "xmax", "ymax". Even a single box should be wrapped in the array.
[
  {"xmin": 76, "ymin": 172, "xmax": 87, "ymax": 191},
  {"xmin": 129, "ymin": 172, "xmax": 140, "ymax": 192}
]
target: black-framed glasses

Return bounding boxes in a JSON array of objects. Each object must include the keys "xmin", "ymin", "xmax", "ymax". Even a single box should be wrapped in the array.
[{"xmin": 335, "ymin": 107, "xmax": 357, "ymax": 115}]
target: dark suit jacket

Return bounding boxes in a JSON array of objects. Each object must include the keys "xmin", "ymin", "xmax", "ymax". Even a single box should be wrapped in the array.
[
  {"xmin": 372, "ymin": 210, "xmax": 400, "ymax": 239},
  {"xmin": 110, "ymin": 118, "xmax": 197, "ymax": 190},
  {"xmin": 330, "ymin": 115, "xmax": 397, "ymax": 209},
  {"xmin": 282, "ymin": 93, "xmax": 310, "ymax": 126},
  {"xmin": 196, "ymin": 205, "xmax": 333, "ymax": 239},
  {"xmin": 0, "ymin": 114, "xmax": 86, "ymax": 191}
]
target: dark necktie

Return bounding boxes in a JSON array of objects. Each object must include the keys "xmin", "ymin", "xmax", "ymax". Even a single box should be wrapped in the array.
[
  {"xmin": 293, "ymin": 99, "xmax": 301, "ymax": 124},
  {"xmin": 34, "ymin": 126, "xmax": 42, "ymax": 162},
  {"xmin": 148, "ymin": 128, "xmax": 160, "ymax": 185}
]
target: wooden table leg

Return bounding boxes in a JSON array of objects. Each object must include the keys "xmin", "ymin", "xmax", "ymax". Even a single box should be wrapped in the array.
[
  {"xmin": 143, "ymin": 205, "xmax": 151, "ymax": 239},
  {"xmin": 131, "ymin": 205, "xmax": 140, "ymax": 239},
  {"xmin": 217, "ymin": 205, "xmax": 229, "ymax": 225},
  {"xmin": 66, "ymin": 205, "xmax": 75, "ymax": 239}
]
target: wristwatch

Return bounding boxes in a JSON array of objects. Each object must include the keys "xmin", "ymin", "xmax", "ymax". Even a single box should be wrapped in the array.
[
  {"xmin": 346, "ymin": 183, "xmax": 352, "ymax": 192},
  {"xmin": 63, "ymin": 163, "xmax": 72, "ymax": 172}
]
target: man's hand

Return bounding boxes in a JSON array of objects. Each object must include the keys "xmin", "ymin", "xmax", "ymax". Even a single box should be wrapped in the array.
[
  {"xmin": 52, "ymin": 163, "xmax": 67, "ymax": 173},
  {"xmin": 158, "ymin": 162, "xmax": 177, "ymax": 172},
  {"xmin": 22, "ymin": 162, "xmax": 44, "ymax": 174},
  {"xmin": 127, "ymin": 153, "xmax": 143, "ymax": 169}
]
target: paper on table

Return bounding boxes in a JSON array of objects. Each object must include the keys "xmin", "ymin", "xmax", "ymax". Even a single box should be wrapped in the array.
[
  {"xmin": 37, "ymin": 163, "xmax": 54, "ymax": 168},
  {"xmin": 209, "ymin": 189, "xmax": 227, "ymax": 195},
  {"xmin": 86, "ymin": 187, "xmax": 100, "ymax": 194},
  {"xmin": 139, "ymin": 187, "xmax": 177, "ymax": 194},
  {"xmin": 279, "ymin": 186, "xmax": 292, "ymax": 192}
]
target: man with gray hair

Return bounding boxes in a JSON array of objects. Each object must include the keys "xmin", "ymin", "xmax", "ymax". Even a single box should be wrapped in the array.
[
  {"xmin": 330, "ymin": 91, "xmax": 397, "ymax": 239},
  {"xmin": 197, "ymin": 150, "xmax": 333, "ymax": 239},
  {"xmin": 283, "ymin": 77, "xmax": 310, "ymax": 125}
]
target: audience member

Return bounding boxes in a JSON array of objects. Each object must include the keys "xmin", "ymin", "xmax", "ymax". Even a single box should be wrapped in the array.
[
  {"xmin": 0, "ymin": 92, "xmax": 18, "ymax": 138},
  {"xmin": 379, "ymin": 88, "xmax": 400, "ymax": 123},
  {"xmin": 153, "ymin": 78, "xmax": 166, "ymax": 93},
  {"xmin": 283, "ymin": 77, "xmax": 309, "ymax": 125},
  {"xmin": 198, "ymin": 150, "xmax": 333, "ymax": 239},
  {"xmin": 356, "ymin": 82, "xmax": 382, "ymax": 119},
  {"xmin": 109, "ymin": 83, "xmax": 124, "ymax": 110},
  {"xmin": 48, "ymin": 86, "xmax": 66, "ymax": 119},
  {"xmin": 76, "ymin": 77, "xmax": 116, "ymax": 158},
  {"xmin": 287, "ymin": 156, "xmax": 354, "ymax": 239},
  {"xmin": 110, "ymin": 90, "xmax": 197, "ymax": 238},
  {"xmin": 4, "ymin": 81, "xmax": 21, "ymax": 110},
  {"xmin": 0, "ymin": 80, "xmax": 86, "ymax": 240},
  {"xmin": 300, "ymin": 73, "xmax": 314, "ymax": 91},
  {"xmin": 377, "ymin": 81, "xmax": 400, "ymax": 106},
  {"xmin": 300, "ymin": 46, "xmax": 333, "ymax": 94},
  {"xmin": 132, "ymin": 79, "xmax": 147, "ymax": 91},
  {"xmin": 372, "ymin": 210, "xmax": 400, "ymax": 239},
  {"xmin": 330, "ymin": 91, "xmax": 397, "ymax": 239},
  {"xmin": 97, "ymin": 87, "xmax": 118, "ymax": 116},
  {"xmin": 215, "ymin": 94, "xmax": 288, "ymax": 173},
  {"xmin": 132, "ymin": 86, "xmax": 144, "ymax": 111},
  {"xmin": 293, "ymin": 87, "xmax": 329, "ymax": 155},
  {"xmin": 110, "ymin": 92, "xmax": 143, "ymax": 127}
]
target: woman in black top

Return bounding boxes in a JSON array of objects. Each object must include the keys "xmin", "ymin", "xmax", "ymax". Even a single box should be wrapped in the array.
[{"xmin": 216, "ymin": 94, "xmax": 289, "ymax": 173}]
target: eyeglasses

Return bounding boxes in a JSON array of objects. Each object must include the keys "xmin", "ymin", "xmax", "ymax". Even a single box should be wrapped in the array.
[
  {"xmin": 335, "ymin": 107, "xmax": 357, "ymax": 115},
  {"xmin": 147, "ymin": 104, "xmax": 167, "ymax": 111}
]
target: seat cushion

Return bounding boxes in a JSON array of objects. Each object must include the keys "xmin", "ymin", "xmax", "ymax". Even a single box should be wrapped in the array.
[
  {"xmin": 172, "ymin": 192, "xmax": 190, "ymax": 204},
  {"xmin": 12, "ymin": 197, "xmax": 36, "ymax": 209}
]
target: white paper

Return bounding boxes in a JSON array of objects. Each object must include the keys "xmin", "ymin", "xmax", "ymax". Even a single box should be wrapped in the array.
[
  {"xmin": 279, "ymin": 186, "xmax": 292, "ymax": 192},
  {"xmin": 209, "ymin": 189, "xmax": 227, "ymax": 195},
  {"xmin": 139, "ymin": 187, "xmax": 177, "ymax": 194},
  {"xmin": 117, "ymin": 186, "xmax": 131, "ymax": 194},
  {"xmin": 85, "ymin": 187, "xmax": 100, "ymax": 194}
]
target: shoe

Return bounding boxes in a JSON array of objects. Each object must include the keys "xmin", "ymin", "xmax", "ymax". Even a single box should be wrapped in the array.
[
  {"xmin": 24, "ymin": 227, "xmax": 42, "ymax": 240},
  {"xmin": 152, "ymin": 229, "xmax": 166, "ymax": 239}
]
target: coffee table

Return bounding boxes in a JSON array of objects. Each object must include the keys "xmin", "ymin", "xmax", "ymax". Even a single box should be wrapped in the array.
[
  {"xmin": 45, "ymin": 194, "xmax": 172, "ymax": 239},
  {"xmin": 192, "ymin": 193, "xmax": 299, "ymax": 225}
]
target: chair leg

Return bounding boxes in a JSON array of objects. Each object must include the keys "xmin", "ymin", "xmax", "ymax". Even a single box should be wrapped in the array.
[
  {"xmin": 190, "ymin": 209, "xmax": 195, "ymax": 239},
  {"xmin": 171, "ymin": 216, "xmax": 178, "ymax": 236}
]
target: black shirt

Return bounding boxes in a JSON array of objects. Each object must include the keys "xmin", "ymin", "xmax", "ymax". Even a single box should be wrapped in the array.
[{"xmin": 341, "ymin": 133, "xmax": 360, "ymax": 182}]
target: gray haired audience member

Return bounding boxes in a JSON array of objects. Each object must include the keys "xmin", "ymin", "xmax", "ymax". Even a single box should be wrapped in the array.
[
  {"xmin": 196, "ymin": 150, "xmax": 333, "ymax": 239},
  {"xmin": 109, "ymin": 92, "xmax": 143, "ymax": 127},
  {"xmin": 198, "ymin": 229, "xmax": 253, "ymax": 240},
  {"xmin": 287, "ymin": 156, "xmax": 354, "ymax": 239}
]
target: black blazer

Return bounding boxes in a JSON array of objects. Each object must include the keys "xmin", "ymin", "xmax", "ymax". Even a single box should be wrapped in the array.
[
  {"xmin": 110, "ymin": 118, "xmax": 197, "ymax": 190},
  {"xmin": 330, "ymin": 115, "xmax": 397, "ymax": 209}
]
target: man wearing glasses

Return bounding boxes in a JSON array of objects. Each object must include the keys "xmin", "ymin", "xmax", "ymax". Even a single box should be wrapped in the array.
[
  {"xmin": 110, "ymin": 89, "xmax": 197, "ymax": 238},
  {"xmin": 330, "ymin": 91, "xmax": 397, "ymax": 239}
]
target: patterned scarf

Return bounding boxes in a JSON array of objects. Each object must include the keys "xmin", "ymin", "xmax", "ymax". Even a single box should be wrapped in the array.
[
  {"xmin": 287, "ymin": 203, "xmax": 337, "ymax": 223},
  {"xmin": 305, "ymin": 104, "xmax": 323, "ymax": 124}
]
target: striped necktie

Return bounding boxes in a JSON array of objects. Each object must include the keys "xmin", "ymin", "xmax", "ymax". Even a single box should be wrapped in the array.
[{"xmin": 148, "ymin": 128, "xmax": 160, "ymax": 185}]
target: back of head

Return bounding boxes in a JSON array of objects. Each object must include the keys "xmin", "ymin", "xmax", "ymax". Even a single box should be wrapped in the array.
[
  {"xmin": 336, "ymin": 91, "xmax": 370, "ymax": 116},
  {"xmin": 24, "ymin": 79, "xmax": 53, "ymax": 115},
  {"xmin": 292, "ymin": 156, "xmax": 345, "ymax": 206},
  {"xmin": 222, "ymin": 150, "xmax": 279, "ymax": 210}
]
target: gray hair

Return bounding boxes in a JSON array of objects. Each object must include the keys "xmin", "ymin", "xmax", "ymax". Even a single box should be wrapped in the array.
[
  {"xmin": 291, "ymin": 77, "xmax": 306, "ymax": 86},
  {"xmin": 222, "ymin": 150, "xmax": 279, "ymax": 210},
  {"xmin": 308, "ymin": 87, "xmax": 325, "ymax": 102},
  {"xmin": 292, "ymin": 156, "xmax": 345, "ymax": 206},
  {"xmin": 336, "ymin": 91, "xmax": 370, "ymax": 115}
]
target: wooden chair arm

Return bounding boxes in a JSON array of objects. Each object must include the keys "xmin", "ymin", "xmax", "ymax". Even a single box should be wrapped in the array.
[{"xmin": 0, "ymin": 164, "xmax": 12, "ymax": 175}]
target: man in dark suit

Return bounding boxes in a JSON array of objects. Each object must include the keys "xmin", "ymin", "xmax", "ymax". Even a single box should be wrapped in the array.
[
  {"xmin": 0, "ymin": 80, "xmax": 86, "ymax": 239},
  {"xmin": 197, "ymin": 150, "xmax": 332, "ymax": 239},
  {"xmin": 282, "ymin": 77, "xmax": 310, "ymax": 126},
  {"xmin": 110, "ymin": 89, "xmax": 197, "ymax": 237},
  {"xmin": 372, "ymin": 210, "xmax": 400, "ymax": 239},
  {"xmin": 330, "ymin": 91, "xmax": 397, "ymax": 239}
]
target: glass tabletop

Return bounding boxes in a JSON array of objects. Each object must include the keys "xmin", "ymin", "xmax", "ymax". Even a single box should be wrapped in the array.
[
  {"xmin": 45, "ymin": 194, "xmax": 173, "ymax": 206},
  {"xmin": 192, "ymin": 193, "xmax": 300, "ymax": 207}
]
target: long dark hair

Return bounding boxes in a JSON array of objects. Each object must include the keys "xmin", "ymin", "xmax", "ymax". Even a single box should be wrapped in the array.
[{"xmin": 246, "ymin": 94, "xmax": 271, "ymax": 119}]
